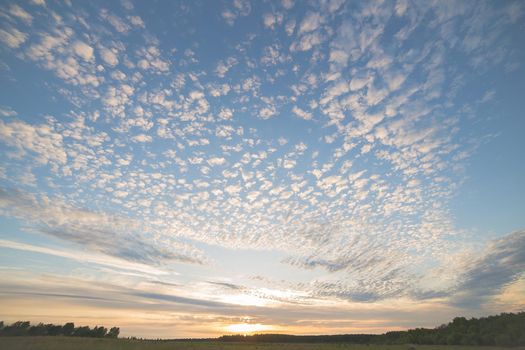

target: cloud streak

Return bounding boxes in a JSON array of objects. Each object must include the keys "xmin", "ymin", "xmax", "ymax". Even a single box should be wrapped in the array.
[
  {"xmin": 0, "ymin": 238, "xmax": 172, "ymax": 276},
  {"xmin": 451, "ymin": 231, "xmax": 525, "ymax": 308}
]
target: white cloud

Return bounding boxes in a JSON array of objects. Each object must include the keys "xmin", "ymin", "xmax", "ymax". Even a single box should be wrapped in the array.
[
  {"xmin": 233, "ymin": 0, "xmax": 251, "ymax": 16},
  {"xmin": 0, "ymin": 189, "xmax": 207, "ymax": 266},
  {"xmin": 207, "ymin": 157, "xmax": 226, "ymax": 166},
  {"xmin": 329, "ymin": 49, "xmax": 349, "ymax": 65},
  {"xmin": 395, "ymin": 0, "xmax": 408, "ymax": 16},
  {"xmin": 72, "ymin": 41, "xmax": 94, "ymax": 61},
  {"xmin": 100, "ymin": 48, "xmax": 118, "ymax": 66},
  {"xmin": 132, "ymin": 134, "xmax": 153, "ymax": 143},
  {"xmin": 222, "ymin": 0, "xmax": 251, "ymax": 26},
  {"xmin": 221, "ymin": 10, "xmax": 237, "ymax": 26},
  {"xmin": 282, "ymin": 159, "xmax": 296, "ymax": 169},
  {"xmin": 385, "ymin": 73, "xmax": 407, "ymax": 91},
  {"xmin": 321, "ymin": 80, "xmax": 350, "ymax": 104},
  {"xmin": 0, "ymin": 28, "xmax": 27, "ymax": 48},
  {"xmin": 218, "ymin": 108, "xmax": 233, "ymax": 120},
  {"xmin": 282, "ymin": 0, "xmax": 294, "ymax": 9},
  {"xmin": 8, "ymin": 4, "xmax": 33, "ymax": 24},
  {"xmin": 261, "ymin": 45, "xmax": 288, "ymax": 66},
  {"xmin": 215, "ymin": 57, "xmax": 238, "ymax": 78},
  {"xmin": 0, "ymin": 119, "xmax": 67, "ymax": 165},
  {"xmin": 349, "ymin": 76, "xmax": 371, "ymax": 91},
  {"xmin": 216, "ymin": 125, "xmax": 235, "ymax": 138},
  {"xmin": 326, "ymin": 0, "xmax": 345, "ymax": 13},
  {"xmin": 259, "ymin": 106, "xmax": 277, "ymax": 120},
  {"xmin": 100, "ymin": 9, "xmax": 131, "ymax": 33},
  {"xmin": 285, "ymin": 20, "xmax": 296, "ymax": 36},
  {"xmin": 292, "ymin": 106, "xmax": 313, "ymax": 120},
  {"xmin": 290, "ymin": 32, "xmax": 323, "ymax": 52},
  {"xmin": 298, "ymin": 12, "xmax": 323, "ymax": 34},
  {"xmin": 129, "ymin": 15, "xmax": 145, "ymax": 28},
  {"xmin": 0, "ymin": 106, "xmax": 17, "ymax": 117},
  {"xmin": 263, "ymin": 12, "xmax": 283, "ymax": 29},
  {"xmin": 0, "ymin": 239, "xmax": 167, "ymax": 276},
  {"xmin": 224, "ymin": 184, "xmax": 242, "ymax": 195}
]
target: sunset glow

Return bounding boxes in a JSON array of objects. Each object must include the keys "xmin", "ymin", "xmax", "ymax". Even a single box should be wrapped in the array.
[{"xmin": 226, "ymin": 324, "xmax": 274, "ymax": 334}]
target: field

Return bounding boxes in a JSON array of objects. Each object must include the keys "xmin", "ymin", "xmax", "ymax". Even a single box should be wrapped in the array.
[{"xmin": 1, "ymin": 337, "xmax": 524, "ymax": 350}]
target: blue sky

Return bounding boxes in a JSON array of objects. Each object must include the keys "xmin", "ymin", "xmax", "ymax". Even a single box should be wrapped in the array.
[{"xmin": 0, "ymin": 0, "xmax": 524, "ymax": 338}]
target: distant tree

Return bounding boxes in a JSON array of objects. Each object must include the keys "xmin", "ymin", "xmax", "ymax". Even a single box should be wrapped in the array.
[
  {"xmin": 73, "ymin": 326, "xmax": 91, "ymax": 337},
  {"xmin": 62, "ymin": 322, "xmax": 75, "ymax": 336},
  {"xmin": 0, "ymin": 321, "xmax": 122, "ymax": 339},
  {"xmin": 45, "ymin": 324, "xmax": 63, "ymax": 336},
  {"xmin": 3, "ymin": 321, "xmax": 30, "ymax": 336},
  {"xmin": 495, "ymin": 333, "xmax": 513, "ymax": 347},
  {"xmin": 28, "ymin": 323, "xmax": 47, "ymax": 336},
  {"xmin": 92, "ymin": 326, "xmax": 107, "ymax": 338},
  {"xmin": 107, "ymin": 327, "xmax": 120, "ymax": 338}
]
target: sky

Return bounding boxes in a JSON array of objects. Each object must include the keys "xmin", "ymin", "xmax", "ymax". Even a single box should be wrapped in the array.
[{"xmin": 0, "ymin": 0, "xmax": 524, "ymax": 339}]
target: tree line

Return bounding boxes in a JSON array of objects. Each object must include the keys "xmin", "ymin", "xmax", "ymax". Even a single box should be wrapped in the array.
[
  {"xmin": 0, "ymin": 321, "xmax": 119, "ymax": 338},
  {"xmin": 380, "ymin": 312, "xmax": 525, "ymax": 346},
  {"xmin": 219, "ymin": 312, "xmax": 525, "ymax": 347},
  {"xmin": 1, "ymin": 312, "xmax": 523, "ymax": 345}
]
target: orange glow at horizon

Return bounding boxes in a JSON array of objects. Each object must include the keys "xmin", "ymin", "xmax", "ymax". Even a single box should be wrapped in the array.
[{"xmin": 225, "ymin": 323, "xmax": 274, "ymax": 334}]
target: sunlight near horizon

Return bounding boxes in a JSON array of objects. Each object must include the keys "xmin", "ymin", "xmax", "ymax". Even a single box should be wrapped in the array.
[{"xmin": 225, "ymin": 323, "xmax": 274, "ymax": 334}]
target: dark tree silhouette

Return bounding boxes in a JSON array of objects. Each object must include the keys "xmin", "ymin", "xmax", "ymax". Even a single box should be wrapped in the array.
[
  {"xmin": 217, "ymin": 312, "xmax": 525, "ymax": 346},
  {"xmin": 0, "ymin": 312, "xmax": 524, "ymax": 345},
  {"xmin": 92, "ymin": 326, "xmax": 107, "ymax": 338},
  {"xmin": 107, "ymin": 327, "xmax": 120, "ymax": 338},
  {"xmin": 62, "ymin": 322, "xmax": 75, "ymax": 336},
  {"xmin": 0, "ymin": 321, "xmax": 120, "ymax": 339}
]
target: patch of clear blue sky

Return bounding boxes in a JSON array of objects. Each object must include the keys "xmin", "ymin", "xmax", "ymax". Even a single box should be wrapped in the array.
[{"xmin": 450, "ymin": 68, "xmax": 525, "ymax": 236}]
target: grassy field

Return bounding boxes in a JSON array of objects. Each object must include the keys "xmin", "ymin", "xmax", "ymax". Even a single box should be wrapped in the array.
[{"xmin": 1, "ymin": 337, "xmax": 524, "ymax": 350}]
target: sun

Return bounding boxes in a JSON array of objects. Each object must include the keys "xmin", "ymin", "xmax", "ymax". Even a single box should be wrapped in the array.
[{"xmin": 225, "ymin": 323, "xmax": 272, "ymax": 334}]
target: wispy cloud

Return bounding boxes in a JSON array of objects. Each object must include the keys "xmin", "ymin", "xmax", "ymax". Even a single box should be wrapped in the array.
[
  {"xmin": 0, "ymin": 188, "xmax": 208, "ymax": 266},
  {"xmin": 0, "ymin": 238, "xmax": 169, "ymax": 276},
  {"xmin": 451, "ymin": 231, "xmax": 525, "ymax": 308}
]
